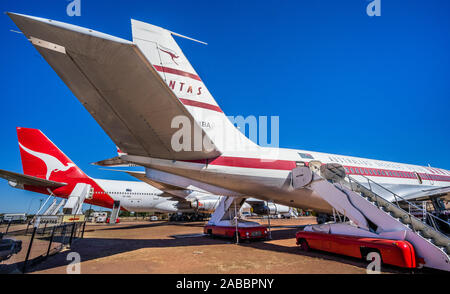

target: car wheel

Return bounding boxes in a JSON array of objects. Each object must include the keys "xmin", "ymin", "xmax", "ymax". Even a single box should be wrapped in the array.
[{"xmin": 298, "ymin": 238, "xmax": 309, "ymax": 251}]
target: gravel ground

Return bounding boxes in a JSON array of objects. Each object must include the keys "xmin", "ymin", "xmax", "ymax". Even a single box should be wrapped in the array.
[{"xmin": 26, "ymin": 217, "xmax": 410, "ymax": 274}]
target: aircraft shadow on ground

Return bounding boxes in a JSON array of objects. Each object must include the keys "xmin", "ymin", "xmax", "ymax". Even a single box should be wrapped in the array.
[
  {"xmin": 24, "ymin": 225, "xmax": 430, "ymax": 274},
  {"xmin": 88, "ymin": 221, "xmax": 207, "ymax": 232},
  {"xmin": 25, "ymin": 226, "xmax": 301, "ymax": 273}
]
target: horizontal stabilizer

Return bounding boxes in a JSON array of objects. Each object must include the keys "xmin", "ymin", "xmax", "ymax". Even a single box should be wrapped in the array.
[
  {"xmin": 8, "ymin": 12, "xmax": 221, "ymax": 161},
  {"xmin": 0, "ymin": 168, "xmax": 67, "ymax": 188},
  {"xmin": 100, "ymin": 168, "xmax": 190, "ymax": 200},
  {"xmin": 403, "ymin": 186, "xmax": 450, "ymax": 201},
  {"xmin": 92, "ymin": 156, "xmax": 132, "ymax": 167}
]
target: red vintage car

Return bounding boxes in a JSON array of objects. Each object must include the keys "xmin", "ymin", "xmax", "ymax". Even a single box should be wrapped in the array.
[
  {"xmin": 204, "ymin": 224, "xmax": 268, "ymax": 241},
  {"xmin": 106, "ymin": 217, "xmax": 120, "ymax": 224},
  {"xmin": 296, "ymin": 231, "xmax": 417, "ymax": 269}
]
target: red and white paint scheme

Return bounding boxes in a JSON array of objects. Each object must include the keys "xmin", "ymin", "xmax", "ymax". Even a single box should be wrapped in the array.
[
  {"xmin": 0, "ymin": 127, "xmax": 204, "ymax": 213},
  {"xmin": 7, "ymin": 12, "xmax": 449, "ymax": 214},
  {"xmin": 1, "ymin": 128, "xmax": 290, "ymax": 217},
  {"xmin": 7, "ymin": 14, "xmax": 450, "ymax": 271}
]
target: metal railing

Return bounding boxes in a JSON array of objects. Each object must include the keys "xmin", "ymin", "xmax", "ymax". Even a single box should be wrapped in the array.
[
  {"xmin": 346, "ymin": 174, "xmax": 450, "ymax": 235},
  {"xmin": 0, "ymin": 219, "xmax": 86, "ymax": 274}
]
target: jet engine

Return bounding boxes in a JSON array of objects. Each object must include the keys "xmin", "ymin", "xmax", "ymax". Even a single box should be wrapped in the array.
[
  {"xmin": 189, "ymin": 198, "xmax": 220, "ymax": 213},
  {"xmin": 250, "ymin": 202, "xmax": 290, "ymax": 215}
]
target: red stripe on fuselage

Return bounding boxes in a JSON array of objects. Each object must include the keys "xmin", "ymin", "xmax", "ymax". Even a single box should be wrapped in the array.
[
  {"xmin": 183, "ymin": 157, "xmax": 450, "ymax": 182},
  {"xmin": 185, "ymin": 156, "xmax": 298, "ymax": 171}
]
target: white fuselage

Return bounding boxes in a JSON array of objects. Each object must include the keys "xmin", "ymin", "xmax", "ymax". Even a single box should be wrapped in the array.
[
  {"xmin": 124, "ymin": 146, "xmax": 450, "ymax": 214},
  {"xmin": 93, "ymin": 179, "xmax": 186, "ymax": 213}
]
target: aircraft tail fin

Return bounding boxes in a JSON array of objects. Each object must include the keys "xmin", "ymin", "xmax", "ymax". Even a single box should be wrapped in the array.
[
  {"xmin": 16, "ymin": 127, "xmax": 88, "ymax": 181},
  {"xmin": 131, "ymin": 20, "xmax": 258, "ymax": 153}
]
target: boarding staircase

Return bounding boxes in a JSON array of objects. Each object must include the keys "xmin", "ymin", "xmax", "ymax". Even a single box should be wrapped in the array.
[
  {"xmin": 207, "ymin": 197, "xmax": 259, "ymax": 227},
  {"xmin": 408, "ymin": 201, "xmax": 427, "ymax": 222},
  {"xmin": 42, "ymin": 198, "xmax": 66, "ymax": 215},
  {"xmin": 109, "ymin": 201, "xmax": 121, "ymax": 224},
  {"xmin": 292, "ymin": 166, "xmax": 450, "ymax": 272},
  {"xmin": 63, "ymin": 183, "xmax": 92, "ymax": 215}
]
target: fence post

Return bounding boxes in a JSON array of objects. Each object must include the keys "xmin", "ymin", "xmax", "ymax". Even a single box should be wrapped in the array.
[
  {"xmin": 22, "ymin": 226, "xmax": 37, "ymax": 273},
  {"xmin": 5, "ymin": 221, "xmax": 11, "ymax": 235},
  {"xmin": 81, "ymin": 221, "xmax": 86, "ymax": 239},
  {"xmin": 61, "ymin": 224, "xmax": 67, "ymax": 244},
  {"xmin": 69, "ymin": 222, "xmax": 76, "ymax": 246},
  {"xmin": 46, "ymin": 225, "xmax": 57, "ymax": 258}
]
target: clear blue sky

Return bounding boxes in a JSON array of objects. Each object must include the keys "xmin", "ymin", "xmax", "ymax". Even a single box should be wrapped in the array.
[{"xmin": 0, "ymin": 0, "xmax": 449, "ymax": 213}]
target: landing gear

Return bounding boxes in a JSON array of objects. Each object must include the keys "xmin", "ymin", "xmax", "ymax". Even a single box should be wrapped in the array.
[
  {"xmin": 169, "ymin": 213, "xmax": 207, "ymax": 222},
  {"xmin": 316, "ymin": 213, "xmax": 332, "ymax": 224}
]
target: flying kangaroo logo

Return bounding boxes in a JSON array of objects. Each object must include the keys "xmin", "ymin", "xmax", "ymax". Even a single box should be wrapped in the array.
[
  {"xmin": 19, "ymin": 143, "xmax": 76, "ymax": 180},
  {"xmin": 159, "ymin": 47, "xmax": 180, "ymax": 65}
]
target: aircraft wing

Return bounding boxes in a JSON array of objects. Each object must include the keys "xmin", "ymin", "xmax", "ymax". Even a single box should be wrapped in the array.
[
  {"xmin": 402, "ymin": 186, "xmax": 450, "ymax": 202},
  {"xmin": 8, "ymin": 12, "xmax": 221, "ymax": 161},
  {"xmin": 91, "ymin": 156, "xmax": 131, "ymax": 167},
  {"xmin": 103, "ymin": 169, "xmax": 192, "ymax": 201},
  {"xmin": 0, "ymin": 169, "xmax": 67, "ymax": 188}
]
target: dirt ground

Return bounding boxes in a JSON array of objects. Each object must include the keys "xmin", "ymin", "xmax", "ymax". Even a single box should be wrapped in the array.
[{"xmin": 26, "ymin": 217, "xmax": 410, "ymax": 274}]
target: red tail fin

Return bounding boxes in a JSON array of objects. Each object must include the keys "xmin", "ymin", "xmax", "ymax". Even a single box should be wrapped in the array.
[{"xmin": 16, "ymin": 127, "xmax": 88, "ymax": 182}]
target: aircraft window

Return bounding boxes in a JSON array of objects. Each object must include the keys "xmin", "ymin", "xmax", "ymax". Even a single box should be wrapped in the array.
[{"xmin": 298, "ymin": 153, "xmax": 314, "ymax": 159}]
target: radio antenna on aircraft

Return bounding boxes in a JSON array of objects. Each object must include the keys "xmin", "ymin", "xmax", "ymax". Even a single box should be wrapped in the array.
[
  {"xmin": 10, "ymin": 29, "xmax": 23, "ymax": 34},
  {"xmin": 169, "ymin": 30, "xmax": 208, "ymax": 45}
]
